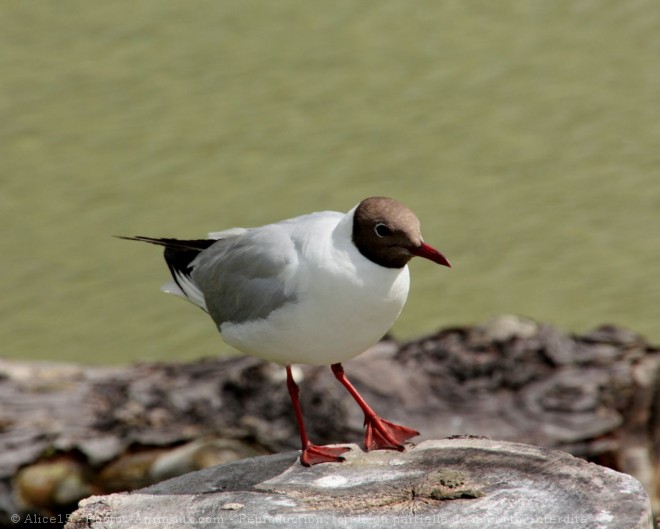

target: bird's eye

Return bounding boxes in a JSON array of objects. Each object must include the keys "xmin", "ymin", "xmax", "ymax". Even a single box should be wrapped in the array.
[{"xmin": 374, "ymin": 223, "xmax": 393, "ymax": 238}]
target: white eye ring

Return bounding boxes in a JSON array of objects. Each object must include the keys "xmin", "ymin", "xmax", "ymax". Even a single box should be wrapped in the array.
[{"xmin": 374, "ymin": 223, "xmax": 392, "ymax": 238}]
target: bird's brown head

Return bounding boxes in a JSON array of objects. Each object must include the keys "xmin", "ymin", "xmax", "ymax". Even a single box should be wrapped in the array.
[{"xmin": 352, "ymin": 197, "xmax": 451, "ymax": 269}]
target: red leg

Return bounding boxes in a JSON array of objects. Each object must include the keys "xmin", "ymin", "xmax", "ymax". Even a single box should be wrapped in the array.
[
  {"xmin": 286, "ymin": 366, "xmax": 350, "ymax": 466},
  {"xmin": 331, "ymin": 363, "xmax": 419, "ymax": 452}
]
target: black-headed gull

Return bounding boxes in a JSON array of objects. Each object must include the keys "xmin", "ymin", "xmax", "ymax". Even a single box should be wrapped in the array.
[{"xmin": 121, "ymin": 197, "xmax": 450, "ymax": 465}]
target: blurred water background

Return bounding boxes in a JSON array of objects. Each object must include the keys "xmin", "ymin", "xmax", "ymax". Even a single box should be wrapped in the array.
[{"xmin": 2, "ymin": 1, "xmax": 659, "ymax": 364}]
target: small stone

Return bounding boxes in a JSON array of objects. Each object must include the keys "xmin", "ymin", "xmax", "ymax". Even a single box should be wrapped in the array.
[
  {"xmin": 15, "ymin": 457, "xmax": 91, "ymax": 509},
  {"xmin": 477, "ymin": 315, "xmax": 538, "ymax": 342},
  {"xmin": 220, "ymin": 502, "xmax": 244, "ymax": 510}
]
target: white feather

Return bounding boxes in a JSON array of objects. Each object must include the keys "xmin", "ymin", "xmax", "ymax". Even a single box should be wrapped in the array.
[
  {"xmin": 160, "ymin": 271, "xmax": 208, "ymax": 312},
  {"xmin": 207, "ymin": 227, "xmax": 247, "ymax": 240}
]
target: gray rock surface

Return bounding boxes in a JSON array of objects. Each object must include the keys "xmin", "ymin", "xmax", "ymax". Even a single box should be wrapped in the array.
[{"xmin": 66, "ymin": 439, "xmax": 653, "ymax": 529}]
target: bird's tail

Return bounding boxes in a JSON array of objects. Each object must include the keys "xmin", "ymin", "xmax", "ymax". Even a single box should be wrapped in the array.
[{"xmin": 117, "ymin": 236, "xmax": 215, "ymax": 311}]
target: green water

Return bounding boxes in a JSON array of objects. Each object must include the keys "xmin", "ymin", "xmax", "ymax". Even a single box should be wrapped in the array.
[{"xmin": 2, "ymin": 1, "xmax": 659, "ymax": 364}]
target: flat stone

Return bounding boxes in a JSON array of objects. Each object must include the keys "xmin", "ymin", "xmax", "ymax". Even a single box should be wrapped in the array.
[{"xmin": 66, "ymin": 439, "xmax": 653, "ymax": 529}]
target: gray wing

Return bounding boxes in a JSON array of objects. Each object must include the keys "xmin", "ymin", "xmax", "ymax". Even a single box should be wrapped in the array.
[{"xmin": 190, "ymin": 225, "xmax": 299, "ymax": 326}]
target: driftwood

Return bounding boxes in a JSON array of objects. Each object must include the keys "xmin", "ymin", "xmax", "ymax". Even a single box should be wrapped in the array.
[
  {"xmin": 0, "ymin": 317, "xmax": 658, "ymax": 525},
  {"xmin": 64, "ymin": 439, "xmax": 653, "ymax": 529}
]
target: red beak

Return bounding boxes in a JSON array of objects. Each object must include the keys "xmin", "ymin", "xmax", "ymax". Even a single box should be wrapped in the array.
[{"xmin": 411, "ymin": 242, "xmax": 451, "ymax": 267}]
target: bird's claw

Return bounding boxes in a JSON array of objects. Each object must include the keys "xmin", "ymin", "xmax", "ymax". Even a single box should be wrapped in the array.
[
  {"xmin": 364, "ymin": 416, "xmax": 419, "ymax": 451},
  {"xmin": 300, "ymin": 444, "xmax": 351, "ymax": 466}
]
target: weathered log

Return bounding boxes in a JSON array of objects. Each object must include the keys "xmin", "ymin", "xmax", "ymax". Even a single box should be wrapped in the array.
[
  {"xmin": 1, "ymin": 318, "xmax": 658, "ymax": 524},
  {"xmin": 64, "ymin": 439, "xmax": 653, "ymax": 529},
  {"xmin": 393, "ymin": 316, "xmax": 660, "ymax": 512}
]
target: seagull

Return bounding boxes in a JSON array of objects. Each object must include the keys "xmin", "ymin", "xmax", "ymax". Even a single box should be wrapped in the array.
[{"xmin": 120, "ymin": 196, "xmax": 450, "ymax": 465}]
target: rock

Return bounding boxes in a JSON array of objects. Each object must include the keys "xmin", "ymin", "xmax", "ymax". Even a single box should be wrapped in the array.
[
  {"xmin": 395, "ymin": 319, "xmax": 660, "ymax": 514},
  {"xmin": 148, "ymin": 438, "xmax": 268, "ymax": 482},
  {"xmin": 474, "ymin": 314, "xmax": 539, "ymax": 343},
  {"xmin": 1, "ymin": 320, "xmax": 659, "ymax": 522},
  {"xmin": 15, "ymin": 456, "xmax": 91, "ymax": 510},
  {"xmin": 65, "ymin": 439, "xmax": 653, "ymax": 529}
]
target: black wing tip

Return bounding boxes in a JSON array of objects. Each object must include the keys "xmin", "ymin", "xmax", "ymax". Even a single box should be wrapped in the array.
[
  {"xmin": 117, "ymin": 235, "xmax": 213, "ymax": 297},
  {"xmin": 114, "ymin": 235, "xmax": 168, "ymax": 245},
  {"xmin": 115, "ymin": 236, "xmax": 216, "ymax": 251},
  {"xmin": 114, "ymin": 235, "xmax": 154, "ymax": 243},
  {"xmin": 118, "ymin": 234, "xmax": 217, "ymax": 275}
]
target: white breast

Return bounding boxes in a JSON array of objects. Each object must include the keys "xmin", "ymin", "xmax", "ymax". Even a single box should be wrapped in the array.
[{"xmin": 219, "ymin": 210, "xmax": 411, "ymax": 366}]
